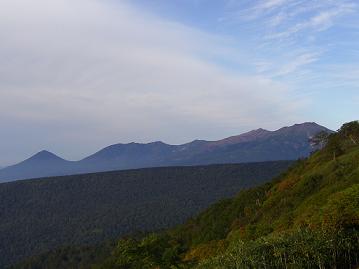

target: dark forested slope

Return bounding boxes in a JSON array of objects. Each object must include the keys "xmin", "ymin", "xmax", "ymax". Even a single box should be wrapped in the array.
[{"xmin": 0, "ymin": 161, "xmax": 291, "ymax": 268}]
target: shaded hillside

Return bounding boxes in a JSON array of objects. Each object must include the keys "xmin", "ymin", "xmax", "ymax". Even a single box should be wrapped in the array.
[
  {"xmin": 15, "ymin": 122, "xmax": 359, "ymax": 269},
  {"xmin": 0, "ymin": 161, "xmax": 292, "ymax": 268},
  {"xmin": 0, "ymin": 122, "xmax": 331, "ymax": 182}
]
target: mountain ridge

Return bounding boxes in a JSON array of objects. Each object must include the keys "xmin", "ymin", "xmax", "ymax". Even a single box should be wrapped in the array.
[{"xmin": 0, "ymin": 122, "xmax": 332, "ymax": 182}]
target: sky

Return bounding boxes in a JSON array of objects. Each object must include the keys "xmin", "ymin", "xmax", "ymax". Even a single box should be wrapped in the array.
[{"xmin": 0, "ymin": 0, "xmax": 358, "ymax": 165}]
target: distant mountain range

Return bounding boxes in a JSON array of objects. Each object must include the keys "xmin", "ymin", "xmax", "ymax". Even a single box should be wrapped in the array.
[{"xmin": 0, "ymin": 122, "xmax": 332, "ymax": 182}]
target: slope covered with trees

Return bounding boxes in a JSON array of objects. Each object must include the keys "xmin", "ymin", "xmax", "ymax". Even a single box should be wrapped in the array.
[
  {"xmin": 13, "ymin": 121, "xmax": 359, "ymax": 269},
  {"xmin": 0, "ymin": 161, "xmax": 292, "ymax": 268}
]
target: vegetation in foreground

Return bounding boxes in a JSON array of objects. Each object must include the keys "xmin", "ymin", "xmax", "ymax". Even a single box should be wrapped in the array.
[{"xmin": 13, "ymin": 121, "xmax": 359, "ymax": 269}]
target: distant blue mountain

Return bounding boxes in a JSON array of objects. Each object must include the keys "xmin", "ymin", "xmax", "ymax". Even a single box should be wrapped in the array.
[
  {"xmin": 0, "ymin": 151, "xmax": 74, "ymax": 182},
  {"xmin": 0, "ymin": 122, "xmax": 332, "ymax": 182}
]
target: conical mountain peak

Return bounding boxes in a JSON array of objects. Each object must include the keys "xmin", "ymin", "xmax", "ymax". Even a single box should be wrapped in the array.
[{"xmin": 29, "ymin": 150, "xmax": 64, "ymax": 161}]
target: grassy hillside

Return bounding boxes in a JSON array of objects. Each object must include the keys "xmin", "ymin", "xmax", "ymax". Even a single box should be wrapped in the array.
[
  {"xmin": 12, "ymin": 121, "xmax": 359, "ymax": 269},
  {"xmin": 0, "ymin": 161, "xmax": 292, "ymax": 268}
]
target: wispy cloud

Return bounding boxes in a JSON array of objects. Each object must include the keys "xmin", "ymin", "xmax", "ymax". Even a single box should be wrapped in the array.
[
  {"xmin": 256, "ymin": 0, "xmax": 288, "ymax": 11},
  {"xmin": 275, "ymin": 53, "xmax": 319, "ymax": 76},
  {"xmin": 218, "ymin": 0, "xmax": 358, "ymax": 85},
  {"xmin": 267, "ymin": 2, "xmax": 357, "ymax": 39}
]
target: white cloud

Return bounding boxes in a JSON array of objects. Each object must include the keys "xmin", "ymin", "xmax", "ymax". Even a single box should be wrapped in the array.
[
  {"xmin": 259, "ymin": 0, "xmax": 288, "ymax": 10},
  {"xmin": 275, "ymin": 53, "xmax": 319, "ymax": 76},
  {"xmin": 0, "ymin": 0, "xmax": 303, "ymax": 164},
  {"xmin": 266, "ymin": 2, "xmax": 357, "ymax": 39},
  {"xmin": 268, "ymin": 12, "xmax": 288, "ymax": 27}
]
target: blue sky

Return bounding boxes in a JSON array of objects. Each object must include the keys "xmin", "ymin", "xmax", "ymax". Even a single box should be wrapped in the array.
[
  {"xmin": 0, "ymin": 0, "xmax": 358, "ymax": 165},
  {"xmin": 121, "ymin": 1, "xmax": 355, "ymax": 124},
  {"xmin": 129, "ymin": 0, "xmax": 359, "ymax": 121}
]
